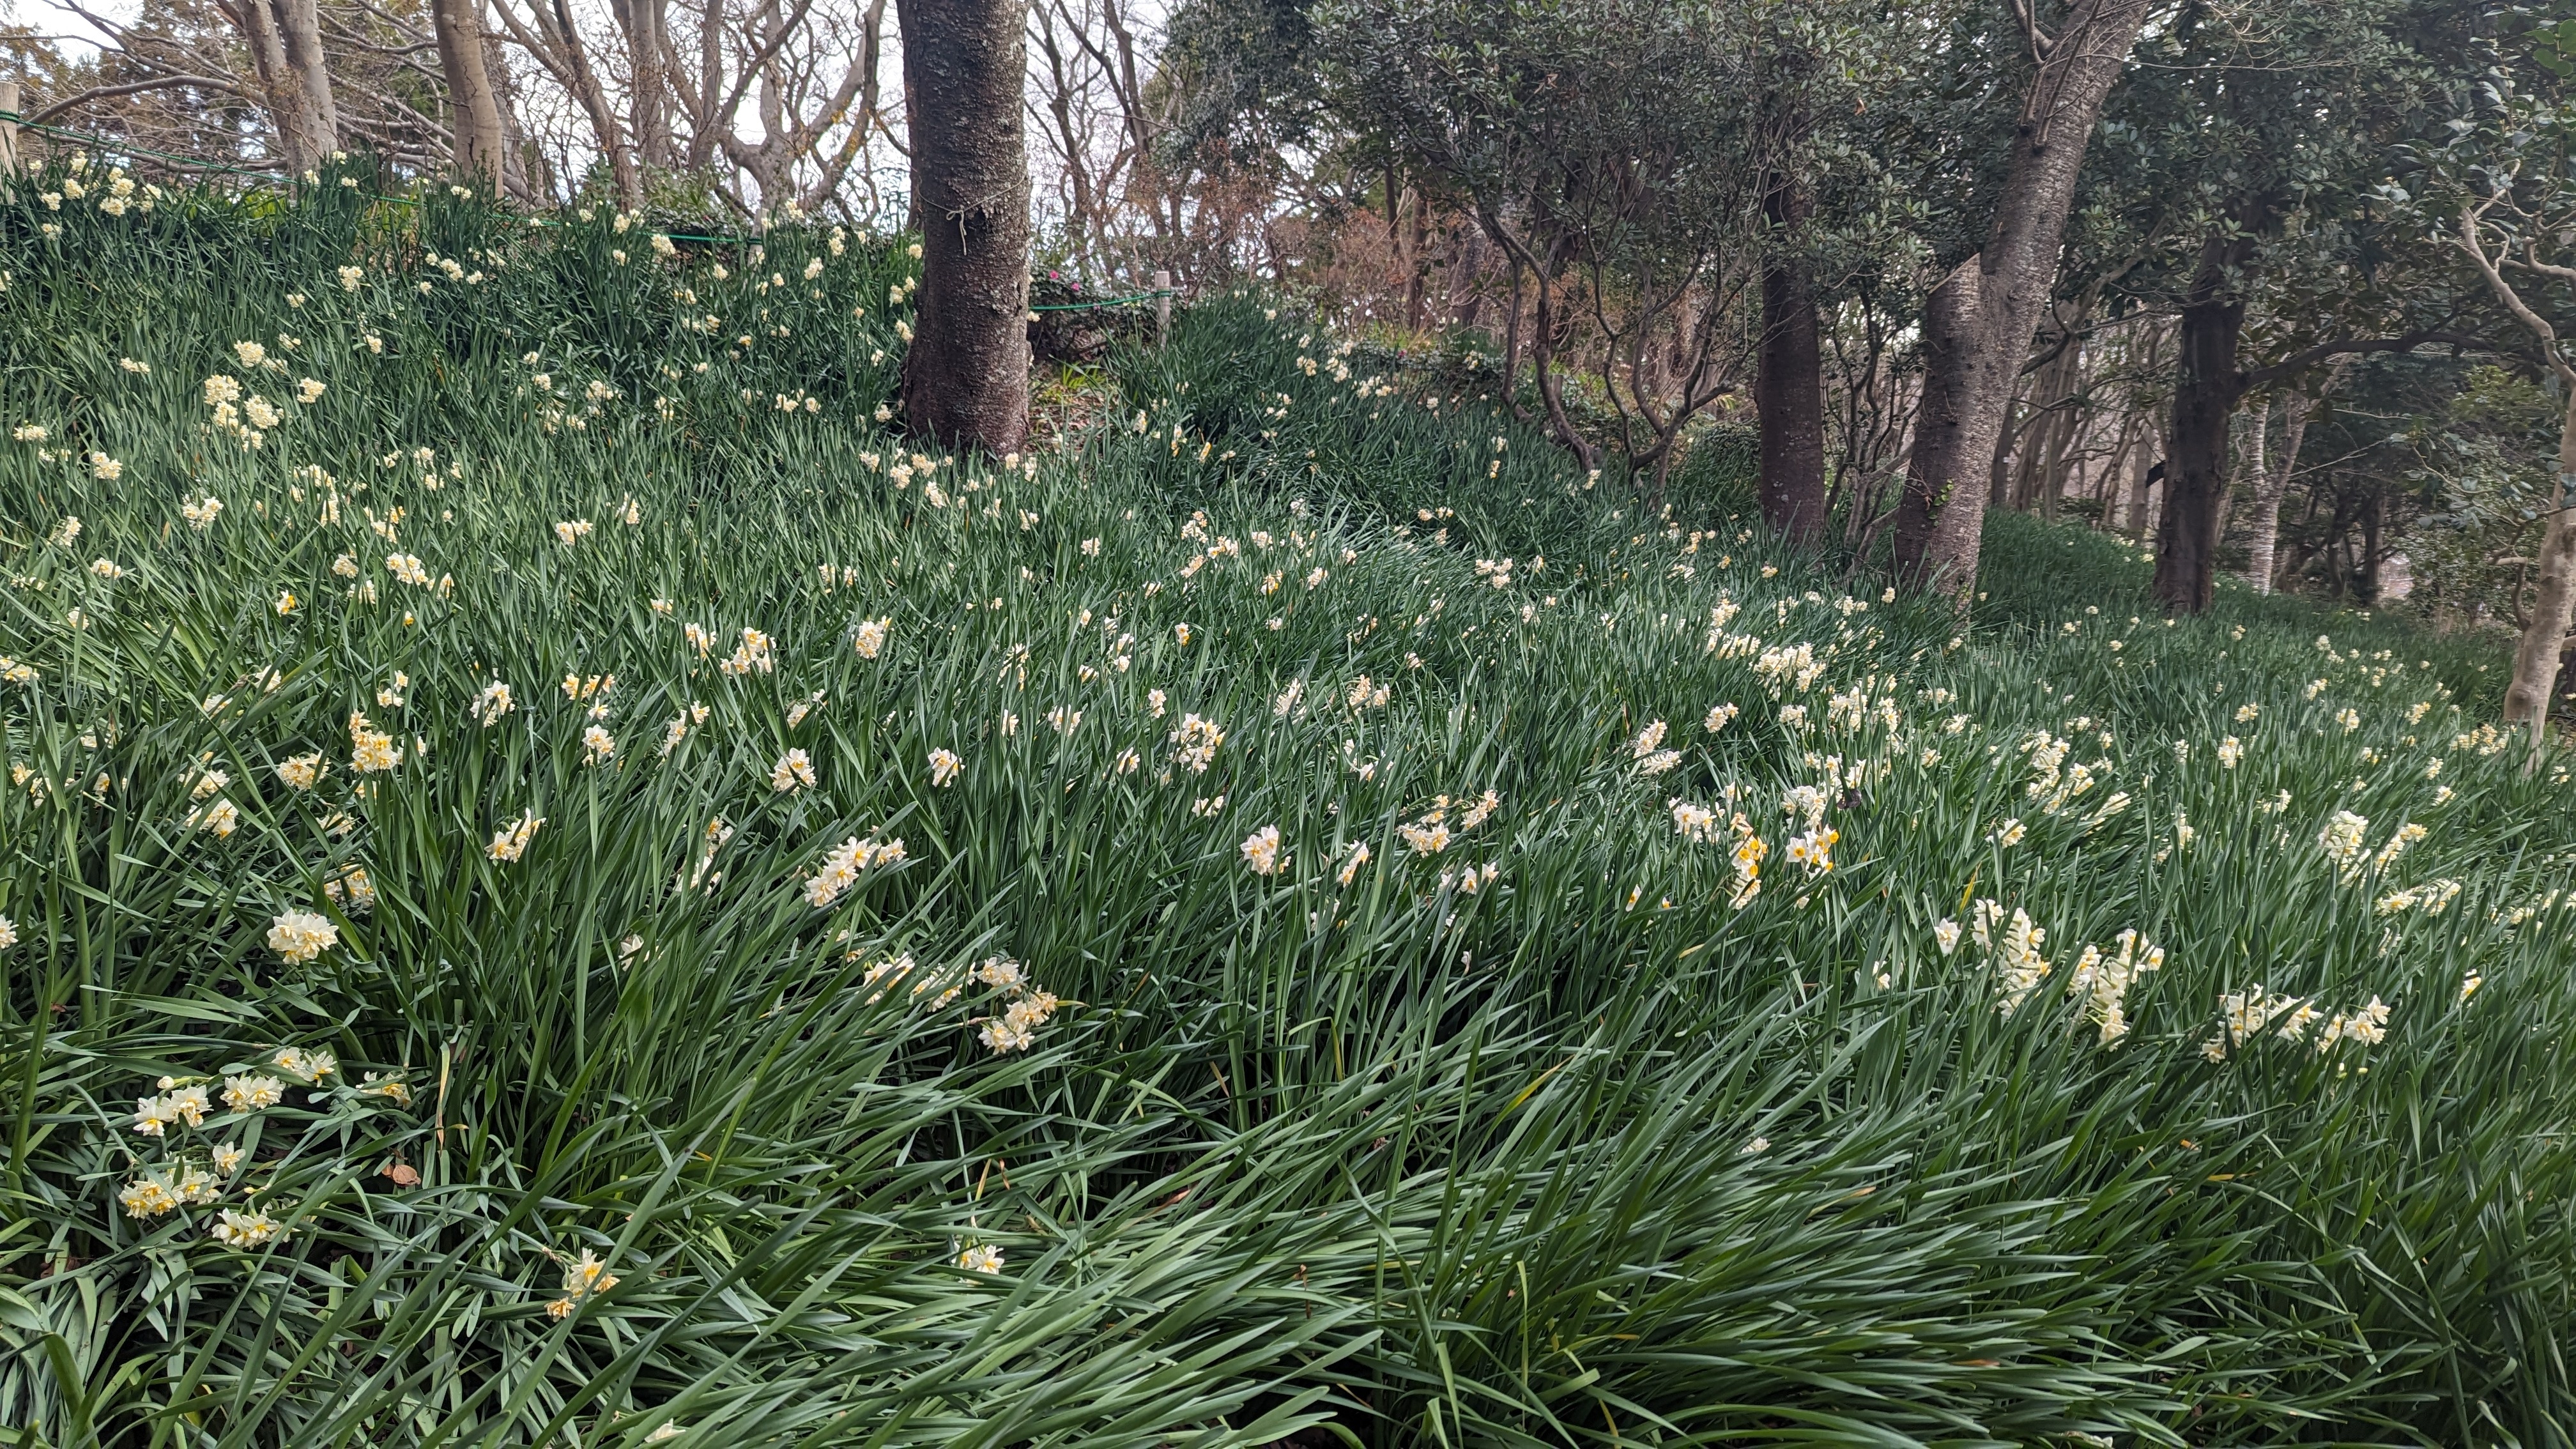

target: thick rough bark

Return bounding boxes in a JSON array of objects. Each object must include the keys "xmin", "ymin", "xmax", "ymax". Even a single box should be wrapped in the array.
[
  {"xmin": 1894, "ymin": 255, "xmax": 1989, "ymax": 590},
  {"xmin": 898, "ymin": 0, "xmax": 1033, "ymax": 456},
  {"xmin": 433, "ymin": 0, "xmax": 507, "ymax": 185},
  {"xmin": 2153, "ymin": 254, "xmax": 2250, "ymax": 613},
  {"xmin": 1892, "ymin": 0, "xmax": 2152, "ymax": 597},
  {"xmin": 1755, "ymin": 169, "xmax": 1827, "ymax": 545}
]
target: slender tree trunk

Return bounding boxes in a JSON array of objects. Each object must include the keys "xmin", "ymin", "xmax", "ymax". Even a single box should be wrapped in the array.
[
  {"xmin": 2242, "ymin": 399, "xmax": 2288, "ymax": 594},
  {"xmin": 2246, "ymin": 381, "xmax": 2318, "ymax": 593},
  {"xmin": 433, "ymin": 0, "xmax": 507, "ymax": 184},
  {"xmin": 2153, "ymin": 270, "xmax": 2247, "ymax": 614},
  {"xmin": 1892, "ymin": 0, "xmax": 2150, "ymax": 597},
  {"xmin": 620, "ymin": 0, "xmax": 672, "ymax": 170},
  {"xmin": 1451, "ymin": 225, "xmax": 1488, "ymax": 330},
  {"xmin": 491, "ymin": 30, "xmax": 538, "ymax": 199},
  {"xmin": 2038, "ymin": 394, "xmax": 2080, "ymax": 520},
  {"xmin": 1406, "ymin": 196, "xmax": 1430, "ymax": 333},
  {"xmin": 549, "ymin": 0, "xmax": 636, "ymax": 205},
  {"xmin": 1756, "ymin": 167, "xmax": 1826, "ymax": 544},
  {"xmin": 273, "ymin": 0, "xmax": 340, "ymax": 166},
  {"xmin": 2358, "ymin": 488, "xmax": 2384, "ymax": 602},
  {"xmin": 1031, "ymin": 5, "xmax": 1093, "ymax": 266},
  {"xmin": 1526, "ymin": 249, "xmax": 1596, "ymax": 471},
  {"xmin": 898, "ymin": 0, "xmax": 1032, "ymax": 456},
  {"xmin": 2124, "ymin": 439, "xmax": 2152, "ymax": 540},
  {"xmin": 230, "ymin": 0, "xmax": 319, "ymax": 171},
  {"xmin": 2508, "ymin": 394, "xmax": 2576, "ymax": 753},
  {"xmin": 2095, "ymin": 412, "xmax": 2136, "ymax": 525}
]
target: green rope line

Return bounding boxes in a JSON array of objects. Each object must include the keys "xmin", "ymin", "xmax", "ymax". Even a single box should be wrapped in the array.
[
  {"xmin": 1031, "ymin": 289, "xmax": 1174, "ymax": 312},
  {"xmin": 6, "ymin": 110, "xmax": 1178, "ymax": 305},
  {"xmin": 11, "ymin": 116, "xmax": 295, "ymax": 185},
  {"xmin": 3, "ymin": 111, "xmax": 770, "ymax": 243}
]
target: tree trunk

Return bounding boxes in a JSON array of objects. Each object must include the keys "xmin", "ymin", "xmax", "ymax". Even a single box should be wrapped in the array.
[
  {"xmin": 2244, "ymin": 392, "xmax": 2294, "ymax": 593},
  {"xmin": 2124, "ymin": 443, "xmax": 2151, "ymax": 540},
  {"xmin": 1756, "ymin": 167, "xmax": 1827, "ymax": 545},
  {"xmin": 2507, "ymin": 395, "xmax": 2576, "ymax": 756},
  {"xmin": 549, "ymin": 0, "xmax": 637, "ymax": 205},
  {"xmin": 2037, "ymin": 394, "xmax": 2077, "ymax": 519},
  {"xmin": 1894, "ymin": 256, "xmax": 1988, "ymax": 590},
  {"xmin": 231, "ymin": 0, "xmax": 319, "ymax": 171},
  {"xmin": 491, "ymin": 29, "xmax": 539, "ymax": 200},
  {"xmin": 1450, "ymin": 225, "xmax": 1488, "ymax": 330},
  {"xmin": 2152, "ymin": 236, "xmax": 2253, "ymax": 615},
  {"xmin": 433, "ymin": 0, "xmax": 507, "ymax": 185},
  {"xmin": 1406, "ymin": 193, "xmax": 1430, "ymax": 333},
  {"xmin": 273, "ymin": 0, "xmax": 340, "ymax": 167},
  {"xmin": 1892, "ymin": 0, "xmax": 2151, "ymax": 598},
  {"xmin": 2358, "ymin": 487, "xmax": 2384, "ymax": 603},
  {"xmin": 616, "ymin": 0, "xmax": 673, "ymax": 171},
  {"xmin": 898, "ymin": 0, "xmax": 1032, "ymax": 456},
  {"xmin": 1987, "ymin": 381, "xmax": 2021, "ymax": 509}
]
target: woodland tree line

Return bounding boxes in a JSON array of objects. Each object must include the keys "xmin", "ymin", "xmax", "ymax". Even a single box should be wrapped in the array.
[{"xmin": 8, "ymin": 0, "xmax": 2576, "ymax": 743}]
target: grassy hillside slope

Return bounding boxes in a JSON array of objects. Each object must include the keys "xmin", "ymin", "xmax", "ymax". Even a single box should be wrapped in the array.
[{"xmin": 2, "ymin": 180, "xmax": 2572, "ymax": 1447}]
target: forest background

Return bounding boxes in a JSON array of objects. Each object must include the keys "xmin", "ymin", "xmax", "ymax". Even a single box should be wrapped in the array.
[{"xmin": 12, "ymin": 0, "xmax": 2576, "ymax": 719}]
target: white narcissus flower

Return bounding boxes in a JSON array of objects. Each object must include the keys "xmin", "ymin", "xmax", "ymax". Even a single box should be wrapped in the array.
[{"xmin": 266, "ymin": 910, "xmax": 339, "ymax": 963}]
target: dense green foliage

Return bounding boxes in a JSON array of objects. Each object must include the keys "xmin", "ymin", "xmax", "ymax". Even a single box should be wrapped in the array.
[{"xmin": 4, "ymin": 182, "xmax": 2575, "ymax": 1447}]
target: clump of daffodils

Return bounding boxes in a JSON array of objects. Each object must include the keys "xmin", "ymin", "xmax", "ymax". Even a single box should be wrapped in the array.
[
  {"xmin": 1940, "ymin": 900, "xmax": 2053, "ymax": 1016},
  {"xmin": 1728, "ymin": 833, "xmax": 1766, "ymax": 909},
  {"xmin": 2205, "ymin": 987, "xmax": 2391, "ymax": 1061},
  {"xmin": 488, "ymin": 813, "xmax": 543, "ymax": 862},
  {"xmin": 2377, "ymin": 879, "xmax": 2462, "ymax": 916},
  {"xmin": 1170, "ymin": 714, "xmax": 1224, "ymax": 773},
  {"xmin": 2318, "ymin": 811, "xmax": 2370, "ymax": 879},
  {"xmin": 1337, "ymin": 841, "xmax": 1372, "ymax": 885},
  {"xmin": 972, "ymin": 954, "xmax": 1064, "ymax": 1053},
  {"xmin": 323, "ymin": 866, "xmax": 375, "ymax": 912},
  {"xmin": 348, "ymin": 712, "xmax": 401, "ymax": 773},
  {"xmin": 721, "ymin": 627, "xmax": 776, "ymax": 676},
  {"xmin": 1241, "ymin": 825, "xmax": 1285, "ymax": 875},
  {"xmin": 806, "ymin": 834, "xmax": 905, "ymax": 908},
  {"xmin": 1671, "ymin": 799, "xmax": 1721, "ymax": 844},
  {"xmin": 544, "ymin": 1248, "xmax": 618, "ymax": 1317},
  {"xmin": 2062, "ymin": 929, "xmax": 2165, "ymax": 1045},
  {"xmin": 266, "ymin": 910, "xmax": 339, "ymax": 963},
  {"xmin": 1399, "ymin": 815, "xmax": 1450, "ymax": 854},
  {"xmin": 223, "ymin": 1073, "xmax": 286, "ymax": 1112},
  {"xmin": 770, "ymin": 749, "xmax": 816, "ymax": 792},
  {"xmin": 209, "ymin": 1208, "xmax": 286, "ymax": 1249},
  {"xmin": 1630, "ymin": 719, "xmax": 1679, "ymax": 775}
]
